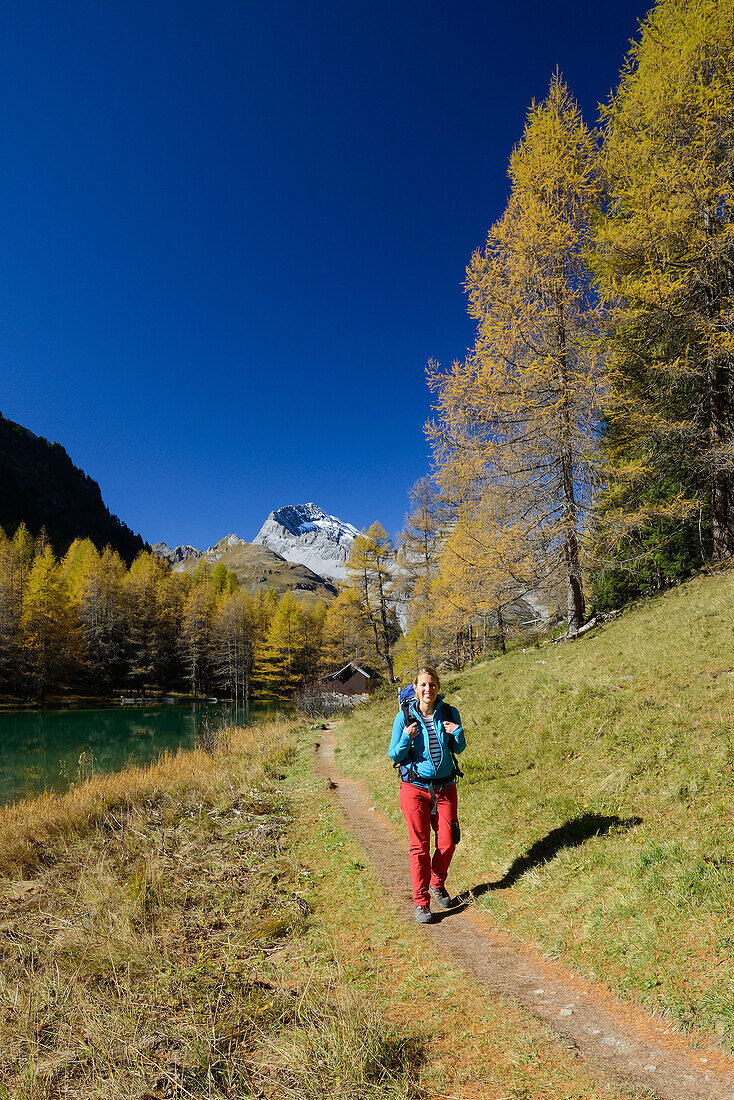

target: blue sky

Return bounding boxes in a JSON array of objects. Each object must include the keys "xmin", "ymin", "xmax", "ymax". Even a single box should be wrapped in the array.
[{"xmin": 1, "ymin": 0, "xmax": 649, "ymax": 549}]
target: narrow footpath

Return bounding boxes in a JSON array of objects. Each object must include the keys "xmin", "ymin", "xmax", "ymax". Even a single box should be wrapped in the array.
[{"xmin": 315, "ymin": 731, "xmax": 734, "ymax": 1100}]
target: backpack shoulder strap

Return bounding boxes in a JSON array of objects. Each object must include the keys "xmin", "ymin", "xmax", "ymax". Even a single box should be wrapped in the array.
[
  {"xmin": 440, "ymin": 701, "xmax": 464, "ymax": 779},
  {"xmin": 393, "ymin": 702, "xmax": 418, "ymax": 781}
]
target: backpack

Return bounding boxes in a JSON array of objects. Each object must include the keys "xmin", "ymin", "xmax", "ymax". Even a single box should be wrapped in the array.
[{"xmin": 395, "ymin": 684, "xmax": 464, "ymax": 783}]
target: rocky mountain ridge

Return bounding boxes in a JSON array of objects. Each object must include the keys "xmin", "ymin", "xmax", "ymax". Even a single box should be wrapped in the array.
[
  {"xmin": 152, "ymin": 527, "xmax": 338, "ymax": 605},
  {"xmin": 151, "ymin": 542, "xmax": 203, "ymax": 567},
  {"xmin": 253, "ymin": 502, "xmax": 358, "ymax": 581},
  {"xmin": 154, "ymin": 503, "xmax": 359, "ymax": 585}
]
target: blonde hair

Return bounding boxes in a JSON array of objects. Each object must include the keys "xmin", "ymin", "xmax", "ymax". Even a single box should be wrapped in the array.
[{"xmin": 413, "ymin": 666, "xmax": 440, "ymax": 689}]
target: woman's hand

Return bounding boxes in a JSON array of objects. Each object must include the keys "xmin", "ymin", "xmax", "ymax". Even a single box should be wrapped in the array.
[
  {"xmin": 405, "ymin": 721, "xmax": 419, "ymax": 738},
  {"xmin": 443, "ymin": 720, "xmax": 458, "ymax": 734}
]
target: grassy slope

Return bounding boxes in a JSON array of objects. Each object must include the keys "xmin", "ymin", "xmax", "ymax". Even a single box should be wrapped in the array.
[
  {"xmin": 0, "ymin": 721, "xmax": 640, "ymax": 1099},
  {"xmin": 335, "ymin": 568, "xmax": 734, "ymax": 1045},
  {"xmin": 176, "ymin": 541, "xmax": 336, "ymax": 606}
]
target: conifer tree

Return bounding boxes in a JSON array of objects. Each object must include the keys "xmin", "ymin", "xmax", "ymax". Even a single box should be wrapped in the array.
[
  {"xmin": 394, "ymin": 618, "xmax": 436, "ymax": 680},
  {"xmin": 437, "ymin": 490, "xmax": 535, "ymax": 657},
  {"xmin": 20, "ymin": 546, "xmax": 82, "ymax": 699},
  {"xmin": 76, "ymin": 544, "xmax": 127, "ymax": 688},
  {"xmin": 396, "ymin": 478, "xmax": 445, "ymax": 665},
  {"xmin": 300, "ymin": 600, "xmax": 327, "ymax": 683},
  {"xmin": 179, "ymin": 583, "xmax": 214, "ymax": 696},
  {"xmin": 11, "ymin": 523, "xmax": 34, "ymax": 621},
  {"xmin": 189, "ymin": 559, "xmax": 212, "ymax": 587},
  {"xmin": 60, "ymin": 538, "xmax": 99, "ymax": 600},
  {"xmin": 210, "ymin": 588, "xmax": 255, "ymax": 702},
  {"xmin": 208, "ymin": 562, "xmax": 237, "ymax": 599},
  {"xmin": 429, "ymin": 74, "xmax": 604, "ymax": 635},
  {"xmin": 595, "ymin": 0, "xmax": 734, "ymax": 567},
  {"xmin": 124, "ymin": 552, "xmax": 176, "ymax": 692},
  {"xmin": 0, "ymin": 524, "xmax": 38, "ymax": 693},
  {"xmin": 346, "ymin": 522, "xmax": 399, "ymax": 682},
  {"xmin": 0, "ymin": 528, "xmax": 15, "ymax": 689},
  {"xmin": 263, "ymin": 590, "xmax": 305, "ymax": 693},
  {"xmin": 321, "ymin": 589, "xmax": 373, "ymax": 670},
  {"xmin": 252, "ymin": 588, "xmax": 279, "ymax": 642}
]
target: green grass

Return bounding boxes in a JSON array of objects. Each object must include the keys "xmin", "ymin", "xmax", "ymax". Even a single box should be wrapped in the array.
[{"xmin": 334, "ymin": 567, "xmax": 734, "ymax": 1045}]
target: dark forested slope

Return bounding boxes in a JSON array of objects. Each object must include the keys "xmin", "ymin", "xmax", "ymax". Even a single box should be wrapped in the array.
[{"xmin": 0, "ymin": 414, "xmax": 146, "ymax": 562}]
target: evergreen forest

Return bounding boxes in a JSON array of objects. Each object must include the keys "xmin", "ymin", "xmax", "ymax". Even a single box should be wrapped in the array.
[{"xmin": 0, "ymin": 414, "xmax": 146, "ymax": 564}]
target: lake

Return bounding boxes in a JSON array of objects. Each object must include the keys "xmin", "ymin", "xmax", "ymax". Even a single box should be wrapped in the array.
[{"xmin": 0, "ymin": 699, "xmax": 293, "ymax": 805}]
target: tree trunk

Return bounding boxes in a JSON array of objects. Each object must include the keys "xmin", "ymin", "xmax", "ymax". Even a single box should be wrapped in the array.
[
  {"xmin": 496, "ymin": 606, "xmax": 506, "ymax": 655},
  {"xmin": 710, "ymin": 471, "xmax": 734, "ymax": 559},
  {"xmin": 560, "ymin": 449, "xmax": 585, "ymax": 633},
  {"xmin": 704, "ymin": 207, "xmax": 734, "ymax": 560},
  {"xmin": 708, "ymin": 349, "xmax": 734, "ymax": 559},
  {"xmin": 376, "ymin": 574, "xmax": 395, "ymax": 683},
  {"xmin": 556, "ymin": 310, "xmax": 586, "ymax": 634}
]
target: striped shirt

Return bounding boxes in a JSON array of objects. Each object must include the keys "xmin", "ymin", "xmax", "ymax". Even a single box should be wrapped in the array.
[{"xmin": 423, "ymin": 711, "xmax": 442, "ymax": 770}]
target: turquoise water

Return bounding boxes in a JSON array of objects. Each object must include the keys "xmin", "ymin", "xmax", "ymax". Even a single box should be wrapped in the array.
[{"xmin": 0, "ymin": 699, "xmax": 292, "ymax": 805}]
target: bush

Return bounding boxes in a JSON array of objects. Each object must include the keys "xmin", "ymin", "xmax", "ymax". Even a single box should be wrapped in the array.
[{"xmin": 294, "ymin": 684, "xmax": 356, "ymax": 720}]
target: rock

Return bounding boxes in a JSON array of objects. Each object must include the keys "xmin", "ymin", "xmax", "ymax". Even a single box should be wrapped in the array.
[{"xmin": 253, "ymin": 502, "xmax": 359, "ymax": 582}]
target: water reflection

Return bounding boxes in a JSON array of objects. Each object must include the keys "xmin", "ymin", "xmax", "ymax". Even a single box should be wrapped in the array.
[{"xmin": 0, "ymin": 700, "xmax": 292, "ymax": 805}]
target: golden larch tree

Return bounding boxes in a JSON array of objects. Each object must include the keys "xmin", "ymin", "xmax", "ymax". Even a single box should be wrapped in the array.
[
  {"xmin": 396, "ymin": 477, "xmax": 445, "ymax": 666},
  {"xmin": 20, "ymin": 546, "xmax": 83, "ymax": 699},
  {"xmin": 345, "ymin": 522, "xmax": 398, "ymax": 682},
  {"xmin": 429, "ymin": 73, "xmax": 604, "ymax": 634},
  {"xmin": 595, "ymin": 0, "xmax": 734, "ymax": 561}
]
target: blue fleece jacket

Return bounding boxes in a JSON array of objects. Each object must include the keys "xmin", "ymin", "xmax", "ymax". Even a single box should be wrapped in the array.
[{"xmin": 388, "ymin": 694, "xmax": 465, "ymax": 786}]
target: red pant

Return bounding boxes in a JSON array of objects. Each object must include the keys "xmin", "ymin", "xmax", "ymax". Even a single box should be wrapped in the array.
[{"xmin": 399, "ymin": 781, "xmax": 458, "ymax": 906}]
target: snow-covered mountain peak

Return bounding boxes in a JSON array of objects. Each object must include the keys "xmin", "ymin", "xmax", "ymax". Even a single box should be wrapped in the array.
[
  {"xmin": 153, "ymin": 508, "xmax": 359, "ymax": 585},
  {"xmin": 270, "ymin": 503, "xmax": 359, "ymax": 541},
  {"xmin": 253, "ymin": 503, "xmax": 359, "ymax": 581}
]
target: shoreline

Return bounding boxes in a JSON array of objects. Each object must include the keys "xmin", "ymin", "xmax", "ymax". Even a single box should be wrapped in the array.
[{"xmin": 0, "ymin": 690, "xmax": 290, "ymax": 712}]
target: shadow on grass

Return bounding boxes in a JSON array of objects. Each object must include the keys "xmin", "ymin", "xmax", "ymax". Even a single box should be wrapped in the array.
[
  {"xmin": 455, "ymin": 813, "xmax": 643, "ymax": 905},
  {"xmin": 432, "ymin": 899, "xmax": 472, "ymax": 922}
]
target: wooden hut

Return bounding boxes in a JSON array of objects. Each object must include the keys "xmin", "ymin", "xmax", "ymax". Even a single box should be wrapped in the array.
[{"xmin": 320, "ymin": 661, "xmax": 376, "ymax": 702}]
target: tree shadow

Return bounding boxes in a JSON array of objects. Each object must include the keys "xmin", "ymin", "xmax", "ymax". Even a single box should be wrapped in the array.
[{"xmin": 456, "ymin": 813, "xmax": 643, "ymax": 903}]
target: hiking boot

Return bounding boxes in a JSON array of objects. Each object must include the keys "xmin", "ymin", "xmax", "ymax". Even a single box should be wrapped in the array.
[
  {"xmin": 414, "ymin": 904, "xmax": 433, "ymax": 923},
  {"xmin": 429, "ymin": 885, "xmax": 453, "ymax": 908}
]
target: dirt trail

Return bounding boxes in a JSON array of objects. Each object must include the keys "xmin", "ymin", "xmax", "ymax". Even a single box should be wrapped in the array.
[{"xmin": 315, "ymin": 732, "xmax": 734, "ymax": 1100}]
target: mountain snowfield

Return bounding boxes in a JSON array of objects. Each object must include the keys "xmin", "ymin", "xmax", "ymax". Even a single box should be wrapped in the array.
[
  {"xmin": 253, "ymin": 503, "xmax": 358, "ymax": 581},
  {"xmin": 152, "ymin": 502, "xmax": 358, "ymax": 584}
]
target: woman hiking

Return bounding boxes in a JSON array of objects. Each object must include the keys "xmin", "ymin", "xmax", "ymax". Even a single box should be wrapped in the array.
[{"xmin": 389, "ymin": 667, "xmax": 466, "ymax": 923}]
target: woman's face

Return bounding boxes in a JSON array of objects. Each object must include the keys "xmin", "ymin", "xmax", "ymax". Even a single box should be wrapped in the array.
[{"xmin": 415, "ymin": 673, "xmax": 439, "ymax": 708}]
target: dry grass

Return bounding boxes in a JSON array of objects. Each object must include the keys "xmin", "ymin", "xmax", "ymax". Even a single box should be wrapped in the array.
[
  {"xmin": 0, "ymin": 723, "xmax": 263, "ymax": 878},
  {"xmin": 0, "ymin": 719, "xmax": 427, "ymax": 1099}
]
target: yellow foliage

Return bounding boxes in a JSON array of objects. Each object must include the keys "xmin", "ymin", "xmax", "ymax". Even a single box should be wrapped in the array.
[
  {"xmin": 596, "ymin": 0, "xmax": 734, "ymax": 558},
  {"xmin": 346, "ymin": 523, "xmax": 397, "ymax": 681},
  {"xmin": 429, "ymin": 74, "xmax": 603, "ymax": 633}
]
